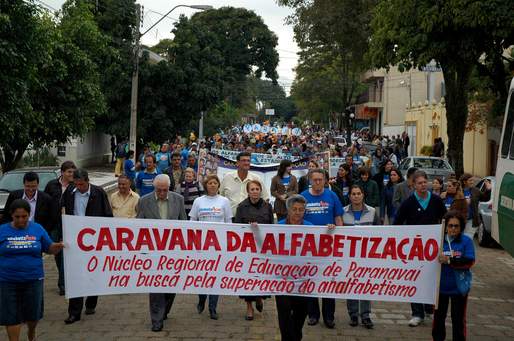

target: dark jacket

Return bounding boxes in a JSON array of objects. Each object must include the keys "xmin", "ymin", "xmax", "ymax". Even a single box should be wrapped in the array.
[
  {"xmin": 234, "ymin": 198, "xmax": 274, "ymax": 224},
  {"xmin": 394, "ymin": 193, "xmax": 447, "ymax": 225},
  {"xmin": 61, "ymin": 184, "xmax": 113, "ymax": 218},
  {"xmin": 1, "ymin": 190, "xmax": 53, "ymax": 232},
  {"xmin": 270, "ymin": 174, "xmax": 298, "ymax": 219},
  {"xmin": 44, "ymin": 178, "xmax": 69, "ymax": 239}
]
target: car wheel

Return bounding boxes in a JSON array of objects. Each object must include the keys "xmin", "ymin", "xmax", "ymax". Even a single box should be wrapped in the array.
[{"xmin": 477, "ymin": 219, "xmax": 492, "ymax": 247}]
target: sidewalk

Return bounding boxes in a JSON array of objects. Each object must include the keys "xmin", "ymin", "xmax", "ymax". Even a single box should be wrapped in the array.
[{"xmin": 86, "ymin": 164, "xmax": 118, "ymax": 193}]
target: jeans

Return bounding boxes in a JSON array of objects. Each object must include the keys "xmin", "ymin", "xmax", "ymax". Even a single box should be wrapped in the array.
[
  {"xmin": 307, "ymin": 297, "xmax": 335, "ymax": 322},
  {"xmin": 347, "ymin": 299, "xmax": 371, "ymax": 319},
  {"xmin": 411, "ymin": 302, "xmax": 433, "ymax": 318},
  {"xmin": 198, "ymin": 294, "xmax": 219, "ymax": 311}
]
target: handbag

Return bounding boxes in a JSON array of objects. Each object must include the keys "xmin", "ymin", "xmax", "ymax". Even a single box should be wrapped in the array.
[{"xmin": 454, "ymin": 268, "xmax": 472, "ymax": 295}]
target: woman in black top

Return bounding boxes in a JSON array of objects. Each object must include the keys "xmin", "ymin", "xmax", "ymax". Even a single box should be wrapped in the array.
[{"xmin": 234, "ymin": 180, "xmax": 273, "ymax": 321}]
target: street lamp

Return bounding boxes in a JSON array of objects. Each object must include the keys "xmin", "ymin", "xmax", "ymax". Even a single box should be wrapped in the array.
[{"xmin": 129, "ymin": 4, "xmax": 213, "ymax": 159}]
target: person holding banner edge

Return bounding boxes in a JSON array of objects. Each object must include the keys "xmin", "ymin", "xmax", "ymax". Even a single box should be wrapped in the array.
[
  {"xmin": 61, "ymin": 169, "xmax": 113, "ymax": 325},
  {"xmin": 300, "ymin": 169, "xmax": 343, "ymax": 329},
  {"xmin": 394, "ymin": 170, "xmax": 447, "ymax": 327},
  {"xmin": 342, "ymin": 185, "xmax": 381, "ymax": 329},
  {"xmin": 189, "ymin": 174, "xmax": 232, "ymax": 320},
  {"xmin": 234, "ymin": 179, "xmax": 274, "ymax": 320},
  {"xmin": 276, "ymin": 194, "xmax": 313, "ymax": 341},
  {"xmin": 433, "ymin": 210, "xmax": 475, "ymax": 341},
  {"xmin": 136, "ymin": 174, "xmax": 187, "ymax": 332},
  {"xmin": 0, "ymin": 199, "xmax": 64, "ymax": 341}
]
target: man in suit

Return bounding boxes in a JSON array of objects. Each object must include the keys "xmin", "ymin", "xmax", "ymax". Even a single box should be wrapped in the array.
[
  {"xmin": 44, "ymin": 160, "xmax": 76, "ymax": 295},
  {"xmin": 2, "ymin": 171, "xmax": 52, "ymax": 231},
  {"xmin": 61, "ymin": 169, "xmax": 113, "ymax": 325},
  {"xmin": 137, "ymin": 174, "xmax": 187, "ymax": 332}
]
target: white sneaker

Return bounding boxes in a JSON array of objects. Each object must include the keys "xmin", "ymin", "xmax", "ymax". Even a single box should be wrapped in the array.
[
  {"xmin": 425, "ymin": 313, "xmax": 433, "ymax": 320},
  {"xmin": 408, "ymin": 316, "xmax": 423, "ymax": 327}
]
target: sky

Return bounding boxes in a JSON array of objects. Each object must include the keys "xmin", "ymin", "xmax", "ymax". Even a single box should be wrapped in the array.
[{"xmin": 42, "ymin": 0, "xmax": 299, "ymax": 94}]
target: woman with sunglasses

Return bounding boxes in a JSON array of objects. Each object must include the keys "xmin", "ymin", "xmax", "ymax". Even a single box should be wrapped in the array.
[{"xmin": 433, "ymin": 210, "xmax": 475, "ymax": 341}]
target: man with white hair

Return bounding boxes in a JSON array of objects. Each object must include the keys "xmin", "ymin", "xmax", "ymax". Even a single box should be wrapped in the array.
[{"xmin": 136, "ymin": 174, "xmax": 187, "ymax": 332}]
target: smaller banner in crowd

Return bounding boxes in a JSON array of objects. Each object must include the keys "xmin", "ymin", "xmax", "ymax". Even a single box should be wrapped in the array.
[{"xmin": 63, "ymin": 215, "xmax": 442, "ymax": 305}]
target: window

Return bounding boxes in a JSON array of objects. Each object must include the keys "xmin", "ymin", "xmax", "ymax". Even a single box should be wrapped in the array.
[{"xmin": 501, "ymin": 92, "xmax": 514, "ymax": 158}]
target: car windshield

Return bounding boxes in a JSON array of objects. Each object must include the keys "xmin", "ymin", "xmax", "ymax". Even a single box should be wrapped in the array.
[
  {"xmin": 0, "ymin": 172, "xmax": 56, "ymax": 192},
  {"xmin": 413, "ymin": 158, "xmax": 450, "ymax": 169}
]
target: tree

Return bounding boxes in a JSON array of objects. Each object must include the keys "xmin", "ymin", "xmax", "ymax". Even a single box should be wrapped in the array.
[
  {"xmin": 368, "ymin": 0, "xmax": 514, "ymax": 175},
  {"xmin": 278, "ymin": 0, "xmax": 375, "ymax": 128},
  {"xmin": 0, "ymin": 0, "xmax": 105, "ymax": 171},
  {"xmin": 170, "ymin": 7, "xmax": 279, "ymax": 112},
  {"xmin": 63, "ymin": 0, "xmax": 138, "ymax": 138}
]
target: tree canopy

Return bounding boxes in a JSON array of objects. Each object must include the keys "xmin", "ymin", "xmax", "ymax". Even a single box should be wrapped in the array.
[
  {"xmin": 0, "ymin": 0, "xmax": 105, "ymax": 171},
  {"xmin": 368, "ymin": 0, "xmax": 514, "ymax": 175},
  {"xmin": 278, "ymin": 0, "xmax": 375, "ymax": 128}
]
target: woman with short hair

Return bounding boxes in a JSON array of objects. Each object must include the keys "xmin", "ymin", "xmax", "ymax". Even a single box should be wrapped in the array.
[
  {"xmin": 275, "ymin": 194, "xmax": 313, "ymax": 341},
  {"xmin": 179, "ymin": 168, "xmax": 203, "ymax": 215},
  {"xmin": 189, "ymin": 174, "xmax": 231, "ymax": 320},
  {"xmin": 0, "ymin": 199, "xmax": 64, "ymax": 341},
  {"xmin": 234, "ymin": 180, "xmax": 274, "ymax": 320}
]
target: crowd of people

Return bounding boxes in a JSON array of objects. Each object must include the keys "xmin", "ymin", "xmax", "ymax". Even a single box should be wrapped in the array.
[{"xmin": 0, "ymin": 126, "xmax": 491, "ymax": 341}]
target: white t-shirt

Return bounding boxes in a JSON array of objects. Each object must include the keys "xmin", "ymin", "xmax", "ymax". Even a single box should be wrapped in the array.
[{"xmin": 189, "ymin": 195, "xmax": 233, "ymax": 223}]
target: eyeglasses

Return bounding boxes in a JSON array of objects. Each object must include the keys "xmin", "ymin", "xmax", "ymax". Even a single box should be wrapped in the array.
[{"xmin": 447, "ymin": 224, "xmax": 460, "ymax": 228}]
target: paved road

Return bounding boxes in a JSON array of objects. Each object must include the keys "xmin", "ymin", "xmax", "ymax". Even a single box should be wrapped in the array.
[{"xmin": 4, "ymin": 241, "xmax": 514, "ymax": 341}]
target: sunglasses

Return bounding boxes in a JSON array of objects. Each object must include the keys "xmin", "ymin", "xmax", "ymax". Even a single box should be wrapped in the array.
[{"xmin": 447, "ymin": 224, "xmax": 460, "ymax": 228}]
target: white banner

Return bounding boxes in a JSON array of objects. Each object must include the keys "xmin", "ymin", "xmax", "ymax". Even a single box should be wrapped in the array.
[{"xmin": 63, "ymin": 215, "xmax": 442, "ymax": 304}]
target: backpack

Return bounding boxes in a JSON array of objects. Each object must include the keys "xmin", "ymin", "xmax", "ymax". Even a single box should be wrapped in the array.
[{"xmin": 116, "ymin": 143, "xmax": 127, "ymax": 158}]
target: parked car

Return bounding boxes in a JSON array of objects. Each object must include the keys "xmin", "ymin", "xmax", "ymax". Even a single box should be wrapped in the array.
[
  {"xmin": 0, "ymin": 167, "xmax": 60, "ymax": 216},
  {"xmin": 476, "ymin": 176, "xmax": 495, "ymax": 247},
  {"xmin": 398, "ymin": 156, "xmax": 454, "ymax": 181}
]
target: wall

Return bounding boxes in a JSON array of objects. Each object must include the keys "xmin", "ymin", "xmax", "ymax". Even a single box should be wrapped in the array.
[
  {"xmin": 53, "ymin": 131, "xmax": 111, "ymax": 168},
  {"xmin": 405, "ymin": 101, "xmax": 492, "ymax": 177},
  {"xmin": 382, "ymin": 64, "xmax": 444, "ymax": 136}
]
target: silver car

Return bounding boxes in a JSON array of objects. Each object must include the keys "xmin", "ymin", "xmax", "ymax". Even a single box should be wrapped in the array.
[
  {"xmin": 476, "ymin": 176, "xmax": 495, "ymax": 247},
  {"xmin": 398, "ymin": 156, "xmax": 454, "ymax": 181},
  {"xmin": 0, "ymin": 167, "xmax": 60, "ymax": 216}
]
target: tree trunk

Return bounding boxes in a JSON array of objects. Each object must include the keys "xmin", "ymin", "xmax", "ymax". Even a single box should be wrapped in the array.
[
  {"xmin": 441, "ymin": 61, "xmax": 472, "ymax": 177},
  {"xmin": 0, "ymin": 141, "xmax": 28, "ymax": 172}
]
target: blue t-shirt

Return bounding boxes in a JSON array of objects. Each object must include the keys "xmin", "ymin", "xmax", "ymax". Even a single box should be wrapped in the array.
[
  {"xmin": 445, "ymin": 196, "xmax": 454, "ymax": 210},
  {"xmin": 136, "ymin": 170, "xmax": 159, "ymax": 197},
  {"xmin": 464, "ymin": 189, "xmax": 473, "ymax": 219},
  {"xmin": 300, "ymin": 189, "xmax": 344, "ymax": 225},
  {"xmin": 352, "ymin": 210, "xmax": 363, "ymax": 225},
  {"xmin": 0, "ymin": 222, "xmax": 53, "ymax": 282},
  {"xmin": 281, "ymin": 176, "xmax": 291, "ymax": 187},
  {"xmin": 155, "ymin": 152, "xmax": 170, "ymax": 174},
  {"xmin": 124, "ymin": 159, "xmax": 136, "ymax": 181},
  {"xmin": 278, "ymin": 219, "xmax": 313, "ymax": 225}
]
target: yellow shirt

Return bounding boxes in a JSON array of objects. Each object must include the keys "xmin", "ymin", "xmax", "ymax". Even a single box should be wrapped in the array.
[
  {"xmin": 110, "ymin": 190, "xmax": 140, "ymax": 218},
  {"xmin": 220, "ymin": 171, "xmax": 269, "ymax": 215}
]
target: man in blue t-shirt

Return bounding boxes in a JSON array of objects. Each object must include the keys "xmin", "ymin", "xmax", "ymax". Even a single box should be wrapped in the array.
[
  {"xmin": 136, "ymin": 154, "xmax": 160, "ymax": 197},
  {"xmin": 300, "ymin": 169, "xmax": 343, "ymax": 329}
]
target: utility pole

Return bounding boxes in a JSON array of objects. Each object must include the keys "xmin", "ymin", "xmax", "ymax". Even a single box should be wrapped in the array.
[
  {"xmin": 199, "ymin": 111, "xmax": 204, "ymax": 140},
  {"xmin": 129, "ymin": 4, "xmax": 142, "ymax": 161}
]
